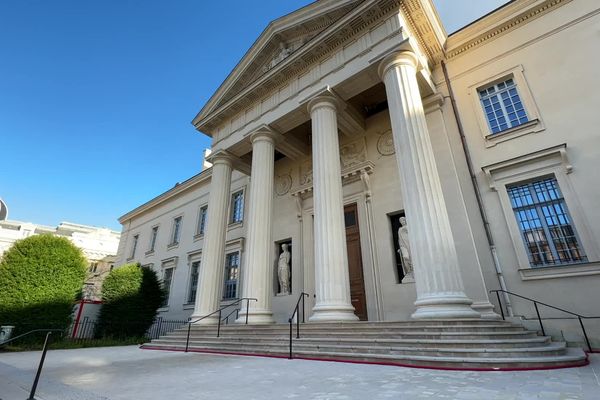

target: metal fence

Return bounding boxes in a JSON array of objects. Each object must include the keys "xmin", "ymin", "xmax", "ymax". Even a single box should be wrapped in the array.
[{"xmin": 67, "ymin": 317, "xmax": 188, "ymax": 340}]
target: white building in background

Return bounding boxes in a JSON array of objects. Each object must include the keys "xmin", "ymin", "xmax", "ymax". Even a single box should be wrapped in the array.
[
  {"xmin": 116, "ymin": 0, "xmax": 600, "ymax": 347},
  {"xmin": 0, "ymin": 200, "xmax": 120, "ymax": 300}
]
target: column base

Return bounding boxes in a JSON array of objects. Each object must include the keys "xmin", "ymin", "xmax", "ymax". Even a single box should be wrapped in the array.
[
  {"xmin": 190, "ymin": 314, "xmax": 220, "ymax": 325},
  {"xmin": 236, "ymin": 309, "xmax": 274, "ymax": 325},
  {"xmin": 471, "ymin": 301, "xmax": 502, "ymax": 320},
  {"xmin": 309, "ymin": 304, "xmax": 359, "ymax": 322},
  {"xmin": 411, "ymin": 293, "xmax": 481, "ymax": 319}
]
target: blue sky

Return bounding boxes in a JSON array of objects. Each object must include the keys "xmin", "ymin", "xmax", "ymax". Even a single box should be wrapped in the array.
[{"xmin": 0, "ymin": 1, "xmax": 506, "ymax": 231}]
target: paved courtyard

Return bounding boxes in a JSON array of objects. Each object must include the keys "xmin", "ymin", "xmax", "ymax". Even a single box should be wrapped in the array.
[{"xmin": 0, "ymin": 346, "xmax": 598, "ymax": 400}]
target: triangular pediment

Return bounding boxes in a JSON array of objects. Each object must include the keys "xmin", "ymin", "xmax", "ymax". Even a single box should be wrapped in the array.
[{"xmin": 193, "ymin": 0, "xmax": 363, "ymax": 129}]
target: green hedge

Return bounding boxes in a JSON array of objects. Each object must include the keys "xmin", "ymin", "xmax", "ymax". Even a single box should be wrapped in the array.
[
  {"xmin": 0, "ymin": 234, "xmax": 87, "ymax": 334},
  {"xmin": 95, "ymin": 263, "xmax": 165, "ymax": 338}
]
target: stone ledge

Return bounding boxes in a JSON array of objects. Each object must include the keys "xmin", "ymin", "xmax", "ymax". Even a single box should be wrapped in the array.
[{"xmin": 519, "ymin": 261, "xmax": 600, "ymax": 281}]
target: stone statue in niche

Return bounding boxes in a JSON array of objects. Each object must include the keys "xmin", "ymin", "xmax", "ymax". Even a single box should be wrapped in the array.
[
  {"xmin": 277, "ymin": 243, "xmax": 291, "ymax": 295},
  {"xmin": 397, "ymin": 216, "xmax": 413, "ymax": 280}
]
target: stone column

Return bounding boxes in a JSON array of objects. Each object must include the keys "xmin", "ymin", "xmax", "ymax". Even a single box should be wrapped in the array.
[
  {"xmin": 308, "ymin": 94, "xmax": 358, "ymax": 322},
  {"xmin": 379, "ymin": 51, "xmax": 479, "ymax": 319},
  {"xmin": 237, "ymin": 129, "xmax": 276, "ymax": 324},
  {"xmin": 192, "ymin": 153, "xmax": 233, "ymax": 324}
]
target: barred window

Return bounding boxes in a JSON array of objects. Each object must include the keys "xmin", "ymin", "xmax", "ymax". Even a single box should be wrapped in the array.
[
  {"xmin": 187, "ymin": 261, "xmax": 200, "ymax": 304},
  {"xmin": 149, "ymin": 226, "xmax": 158, "ymax": 252},
  {"xmin": 171, "ymin": 216, "xmax": 182, "ymax": 245},
  {"xmin": 130, "ymin": 234, "xmax": 139, "ymax": 259},
  {"xmin": 197, "ymin": 206, "xmax": 208, "ymax": 236},
  {"xmin": 507, "ymin": 176, "xmax": 587, "ymax": 267},
  {"xmin": 479, "ymin": 78, "xmax": 529, "ymax": 134},
  {"xmin": 230, "ymin": 191, "xmax": 244, "ymax": 224},
  {"xmin": 223, "ymin": 252, "xmax": 240, "ymax": 299},
  {"xmin": 162, "ymin": 267, "xmax": 174, "ymax": 307}
]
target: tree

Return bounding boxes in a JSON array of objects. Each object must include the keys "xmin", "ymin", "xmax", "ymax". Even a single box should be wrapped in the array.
[
  {"xmin": 95, "ymin": 263, "xmax": 166, "ymax": 338},
  {"xmin": 0, "ymin": 234, "xmax": 87, "ymax": 334}
]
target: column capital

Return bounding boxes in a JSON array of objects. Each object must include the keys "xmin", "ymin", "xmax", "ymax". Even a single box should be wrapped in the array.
[
  {"xmin": 250, "ymin": 125, "xmax": 280, "ymax": 145},
  {"xmin": 304, "ymin": 90, "xmax": 340, "ymax": 115},
  {"xmin": 378, "ymin": 50, "xmax": 419, "ymax": 80},
  {"xmin": 206, "ymin": 150, "xmax": 235, "ymax": 167}
]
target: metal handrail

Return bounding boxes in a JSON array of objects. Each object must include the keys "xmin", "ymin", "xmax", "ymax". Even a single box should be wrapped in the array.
[
  {"xmin": 222, "ymin": 308, "xmax": 239, "ymax": 325},
  {"xmin": 0, "ymin": 329, "xmax": 63, "ymax": 400},
  {"xmin": 490, "ymin": 289, "xmax": 599, "ymax": 352},
  {"xmin": 288, "ymin": 292, "xmax": 310, "ymax": 359},
  {"xmin": 184, "ymin": 297, "xmax": 257, "ymax": 352}
]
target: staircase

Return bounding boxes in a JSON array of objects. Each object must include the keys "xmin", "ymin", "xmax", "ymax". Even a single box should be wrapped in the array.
[{"xmin": 141, "ymin": 319, "xmax": 588, "ymax": 370}]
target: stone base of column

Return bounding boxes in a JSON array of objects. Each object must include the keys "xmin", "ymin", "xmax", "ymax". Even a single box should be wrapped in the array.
[
  {"xmin": 190, "ymin": 314, "xmax": 220, "ymax": 325},
  {"xmin": 309, "ymin": 304, "xmax": 359, "ymax": 322},
  {"xmin": 411, "ymin": 293, "xmax": 481, "ymax": 319},
  {"xmin": 236, "ymin": 309, "xmax": 274, "ymax": 325},
  {"xmin": 472, "ymin": 301, "xmax": 502, "ymax": 320}
]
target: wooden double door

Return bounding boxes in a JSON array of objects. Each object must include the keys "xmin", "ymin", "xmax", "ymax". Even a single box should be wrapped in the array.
[{"xmin": 344, "ymin": 203, "xmax": 368, "ymax": 321}]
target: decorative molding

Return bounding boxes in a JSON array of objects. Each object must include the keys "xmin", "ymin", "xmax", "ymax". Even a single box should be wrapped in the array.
[
  {"xmin": 519, "ymin": 261, "xmax": 600, "ymax": 281},
  {"xmin": 291, "ymin": 160, "xmax": 375, "ymax": 198},
  {"xmin": 447, "ymin": 0, "xmax": 573, "ymax": 60},
  {"xmin": 376, "ymin": 129, "xmax": 395, "ymax": 156},
  {"xmin": 481, "ymin": 143, "xmax": 570, "ymax": 190},
  {"xmin": 275, "ymin": 172, "xmax": 293, "ymax": 196},
  {"xmin": 340, "ymin": 138, "xmax": 368, "ymax": 169},
  {"xmin": 160, "ymin": 256, "xmax": 179, "ymax": 266}
]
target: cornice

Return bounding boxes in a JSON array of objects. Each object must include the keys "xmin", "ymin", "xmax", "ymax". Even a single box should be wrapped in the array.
[
  {"xmin": 118, "ymin": 169, "xmax": 213, "ymax": 224},
  {"xmin": 195, "ymin": 0, "xmax": 407, "ymax": 135},
  {"xmin": 446, "ymin": 0, "xmax": 572, "ymax": 60}
]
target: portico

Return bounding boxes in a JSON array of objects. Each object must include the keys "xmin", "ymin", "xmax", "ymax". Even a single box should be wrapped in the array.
[{"xmin": 189, "ymin": 0, "xmax": 496, "ymax": 324}]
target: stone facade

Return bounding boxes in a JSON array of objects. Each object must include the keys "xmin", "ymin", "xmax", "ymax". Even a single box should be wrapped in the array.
[{"xmin": 116, "ymin": 0, "xmax": 600, "ymax": 345}]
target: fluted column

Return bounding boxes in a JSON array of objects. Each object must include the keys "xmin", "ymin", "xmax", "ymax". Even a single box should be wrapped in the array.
[
  {"xmin": 192, "ymin": 153, "xmax": 233, "ymax": 324},
  {"xmin": 237, "ymin": 130, "xmax": 276, "ymax": 324},
  {"xmin": 379, "ymin": 51, "xmax": 479, "ymax": 319},
  {"xmin": 308, "ymin": 94, "xmax": 358, "ymax": 322}
]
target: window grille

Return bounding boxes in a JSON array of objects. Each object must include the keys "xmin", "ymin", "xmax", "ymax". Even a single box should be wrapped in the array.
[
  {"xmin": 223, "ymin": 252, "xmax": 240, "ymax": 299},
  {"xmin": 507, "ymin": 176, "xmax": 587, "ymax": 267}
]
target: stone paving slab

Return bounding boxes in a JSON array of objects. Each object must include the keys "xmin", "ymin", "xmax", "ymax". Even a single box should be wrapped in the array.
[{"xmin": 0, "ymin": 346, "xmax": 598, "ymax": 400}]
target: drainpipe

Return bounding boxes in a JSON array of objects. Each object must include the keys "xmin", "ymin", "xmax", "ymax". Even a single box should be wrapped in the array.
[{"xmin": 441, "ymin": 60, "xmax": 513, "ymax": 317}]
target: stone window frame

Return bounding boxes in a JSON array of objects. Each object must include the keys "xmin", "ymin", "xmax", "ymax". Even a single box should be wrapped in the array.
[
  {"xmin": 168, "ymin": 214, "xmax": 184, "ymax": 249},
  {"xmin": 222, "ymin": 238, "xmax": 244, "ymax": 301},
  {"xmin": 468, "ymin": 65, "xmax": 544, "ymax": 148},
  {"xmin": 229, "ymin": 188, "xmax": 246, "ymax": 227},
  {"xmin": 145, "ymin": 224, "xmax": 160, "ymax": 256},
  {"xmin": 127, "ymin": 233, "xmax": 140, "ymax": 261},
  {"xmin": 482, "ymin": 144, "xmax": 600, "ymax": 281},
  {"xmin": 158, "ymin": 257, "xmax": 178, "ymax": 311},
  {"xmin": 183, "ymin": 250, "xmax": 202, "ymax": 309},
  {"xmin": 194, "ymin": 203, "xmax": 209, "ymax": 240}
]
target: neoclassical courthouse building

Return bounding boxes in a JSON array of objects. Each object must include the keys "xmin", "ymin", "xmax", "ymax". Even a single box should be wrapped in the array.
[{"xmin": 116, "ymin": 0, "xmax": 600, "ymax": 353}]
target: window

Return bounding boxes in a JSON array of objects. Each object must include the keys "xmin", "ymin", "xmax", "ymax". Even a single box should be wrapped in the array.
[
  {"xmin": 507, "ymin": 176, "xmax": 587, "ymax": 267},
  {"xmin": 89, "ymin": 262, "xmax": 98, "ymax": 273},
  {"xmin": 197, "ymin": 206, "xmax": 208, "ymax": 236},
  {"xmin": 223, "ymin": 252, "xmax": 240, "ymax": 299},
  {"xmin": 162, "ymin": 267, "xmax": 174, "ymax": 307},
  {"xmin": 479, "ymin": 78, "xmax": 528, "ymax": 134},
  {"xmin": 170, "ymin": 216, "xmax": 182, "ymax": 246},
  {"xmin": 129, "ymin": 234, "xmax": 139, "ymax": 259},
  {"xmin": 149, "ymin": 226, "xmax": 159, "ymax": 252},
  {"xmin": 187, "ymin": 261, "xmax": 200, "ymax": 303},
  {"xmin": 230, "ymin": 191, "xmax": 244, "ymax": 224}
]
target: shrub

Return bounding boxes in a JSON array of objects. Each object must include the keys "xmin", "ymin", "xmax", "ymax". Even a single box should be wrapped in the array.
[
  {"xmin": 0, "ymin": 234, "xmax": 87, "ymax": 334},
  {"xmin": 95, "ymin": 263, "xmax": 165, "ymax": 338}
]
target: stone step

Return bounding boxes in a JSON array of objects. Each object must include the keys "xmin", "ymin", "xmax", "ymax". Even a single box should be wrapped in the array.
[
  {"xmin": 143, "ymin": 320, "xmax": 588, "ymax": 370},
  {"xmin": 141, "ymin": 343, "xmax": 586, "ymax": 369},
  {"xmin": 150, "ymin": 338, "xmax": 567, "ymax": 358},
  {"xmin": 155, "ymin": 335, "xmax": 551, "ymax": 348},
  {"xmin": 168, "ymin": 330, "xmax": 537, "ymax": 341}
]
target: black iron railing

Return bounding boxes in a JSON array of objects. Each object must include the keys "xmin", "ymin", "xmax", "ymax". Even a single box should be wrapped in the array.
[
  {"xmin": 184, "ymin": 297, "xmax": 257, "ymax": 352},
  {"xmin": 490, "ymin": 289, "xmax": 599, "ymax": 352},
  {"xmin": 288, "ymin": 292, "xmax": 310, "ymax": 359},
  {"xmin": 0, "ymin": 329, "xmax": 63, "ymax": 400}
]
